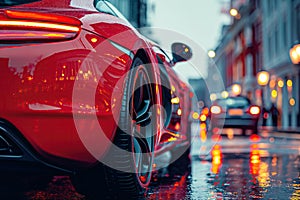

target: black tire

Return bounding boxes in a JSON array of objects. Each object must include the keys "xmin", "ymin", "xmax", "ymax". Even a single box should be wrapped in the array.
[
  {"xmin": 72, "ymin": 57, "xmax": 157, "ymax": 199},
  {"xmin": 167, "ymin": 122, "xmax": 191, "ymax": 177},
  {"xmin": 168, "ymin": 146, "xmax": 191, "ymax": 177},
  {"xmin": 105, "ymin": 57, "xmax": 157, "ymax": 198}
]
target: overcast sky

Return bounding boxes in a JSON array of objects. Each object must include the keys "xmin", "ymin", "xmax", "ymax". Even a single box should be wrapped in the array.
[
  {"xmin": 151, "ymin": 0, "xmax": 229, "ymax": 50},
  {"xmin": 149, "ymin": 0, "xmax": 230, "ymax": 80}
]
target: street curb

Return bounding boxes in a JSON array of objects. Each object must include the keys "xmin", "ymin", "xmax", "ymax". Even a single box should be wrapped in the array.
[
  {"xmin": 259, "ymin": 126, "xmax": 300, "ymax": 134},
  {"xmin": 275, "ymin": 129, "xmax": 300, "ymax": 134}
]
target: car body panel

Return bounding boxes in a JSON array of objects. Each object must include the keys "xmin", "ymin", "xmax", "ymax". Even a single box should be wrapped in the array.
[
  {"xmin": 0, "ymin": 28, "xmax": 135, "ymax": 164},
  {"xmin": 0, "ymin": 0, "xmax": 188, "ymax": 174},
  {"xmin": 152, "ymin": 46, "xmax": 192, "ymax": 155}
]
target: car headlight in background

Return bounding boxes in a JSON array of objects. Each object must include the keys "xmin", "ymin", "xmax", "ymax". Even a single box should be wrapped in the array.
[
  {"xmin": 210, "ymin": 105, "xmax": 222, "ymax": 114},
  {"xmin": 249, "ymin": 106, "xmax": 260, "ymax": 115}
]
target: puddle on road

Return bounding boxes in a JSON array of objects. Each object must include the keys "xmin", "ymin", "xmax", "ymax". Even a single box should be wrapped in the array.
[{"xmin": 148, "ymin": 152, "xmax": 300, "ymax": 200}]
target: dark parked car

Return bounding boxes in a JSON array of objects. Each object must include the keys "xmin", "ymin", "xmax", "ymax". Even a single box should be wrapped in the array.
[{"xmin": 209, "ymin": 96, "xmax": 260, "ymax": 134}]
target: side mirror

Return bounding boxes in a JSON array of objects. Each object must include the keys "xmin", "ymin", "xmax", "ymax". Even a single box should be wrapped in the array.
[{"xmin": 171, "ymin": 42, "xmax": 193, "ymax": 64}]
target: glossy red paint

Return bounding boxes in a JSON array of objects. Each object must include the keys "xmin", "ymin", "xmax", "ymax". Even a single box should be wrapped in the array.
[
  {"xmin": 0, "ymin": 2, "xmax": 192, "ymax": 181},
  {"xmin": 0, "ymin": 29, "xmax": 132, "ymax": 164},
  {"xmin": 0, "ymin": 1, "xmax": 195, "ymax": 198},
  {"xmin": 0, "ymin": 1, "xmax": 163, "ymax": 167},
  {"xmin": 154, "ymin": 49, "xmax": 192, "ymax": 154}
]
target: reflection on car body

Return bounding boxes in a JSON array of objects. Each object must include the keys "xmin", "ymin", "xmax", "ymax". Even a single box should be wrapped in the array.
[{"xmin": 0, "ymin": 0, "xmax": 193, "ymax": 198}]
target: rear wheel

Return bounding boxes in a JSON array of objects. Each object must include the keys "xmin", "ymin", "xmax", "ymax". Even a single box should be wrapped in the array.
[
  {"xmin": 73, "ymin": 57, "xmax": 157, "ymax": 199},
  {"xmin": 105, "ymin": 57, "xmax": 156, "ymax": 198}
]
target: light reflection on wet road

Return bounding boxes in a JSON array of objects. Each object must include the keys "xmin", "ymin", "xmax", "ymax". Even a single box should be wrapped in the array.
[
  {"xmin": 148, "ymin": 123, "xmax": 300, "ymax": 199},
  {"xmin": 5, "ymin": 123, "xmax": 299, "ymax": 199}
]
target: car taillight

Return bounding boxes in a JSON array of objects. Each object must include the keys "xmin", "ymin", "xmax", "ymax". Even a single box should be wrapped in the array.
[
  {"xmin": 202, "ymin": 107, "xmax": 209, "ymax": 116},
  {"xmin": 0, "ymin": 10, "xmax": 81, "ymax": 42},
  {"xmin": 249, "ymin": 106, "xmax": 260, "ymax": 115},
  {"xmin": 210, "ymin": 105, "xmax": 222, "ymax": 114}
]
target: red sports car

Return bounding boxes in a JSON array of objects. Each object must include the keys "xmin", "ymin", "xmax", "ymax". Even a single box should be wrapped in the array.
[{"xmin": 0, "ymin": 0, "xmax": 192, "ymax": 198}]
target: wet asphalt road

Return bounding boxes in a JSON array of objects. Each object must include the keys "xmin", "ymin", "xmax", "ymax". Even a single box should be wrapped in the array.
[
  {"xmin": 148, "ymin": 124, "xmax": 300, "ymax": 199},
  {"xmin": 1, "ymin": 124, "xmax": 300, "ymax": 199}
]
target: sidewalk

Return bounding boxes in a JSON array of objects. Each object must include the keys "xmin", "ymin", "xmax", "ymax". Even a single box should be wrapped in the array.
[{"xmin": 260, "ymin": 126, "xmax": 300, "ymax": 134}]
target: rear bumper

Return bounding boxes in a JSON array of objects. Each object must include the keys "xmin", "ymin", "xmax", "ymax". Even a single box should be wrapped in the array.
[
  {"xmin": 0, "ymin": 120, "xmax": 76, "ymax": 175},
  {"xmin": 211, "ymin": 117, "xmax": 258, "ymax": 129}
]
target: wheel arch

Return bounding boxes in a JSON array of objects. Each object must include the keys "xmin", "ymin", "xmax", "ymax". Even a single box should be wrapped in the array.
[{"xmin": 131, "ymin": 48, "xmax": 160, "ymax": 107}]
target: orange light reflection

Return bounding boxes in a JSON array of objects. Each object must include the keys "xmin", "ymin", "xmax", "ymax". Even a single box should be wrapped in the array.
[{"xmin": 211, "ymin": 145, "xmax": 222, "ymax": 174}]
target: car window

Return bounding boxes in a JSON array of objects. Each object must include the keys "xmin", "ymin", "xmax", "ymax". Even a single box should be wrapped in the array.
[
  {"xmin": 216, "ymin": 97, "xmax": 250, "ymax": 108},
  {"xmin": 0, "ymin": 0, "xmax": 38, "ymax": 7},
  {"xmin": 94, "ymin": 0, "xmax": 116, "ymax": 16},
  {"xmin": 94, "ymin": 0, "xmax": 131, "ymax": 25}
]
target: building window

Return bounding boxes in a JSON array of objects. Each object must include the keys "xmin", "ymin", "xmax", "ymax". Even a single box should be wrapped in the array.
[
  {"xmin": 283, "ymin": 17, "xmax": 287, "ymax": 48},
  {"xmin": 274, "ymin": 0, "xmax": 278, "ymax": 11},
  {"xmin": 256, "ymin": 50, "xmax": 262, "ymax": 74},
  {"xmin": 255, "ymin": 0, "xmax": 261, "ymax": 10},
  {"xmin": 246, "ymin": 54, "xmax": 253, "ymax": 77},
  {"xmin": 268, "ymin": 35, "xmax": 272, "ymax": 60},
  {"xmin": 267, "ymin": 1, "xmax": 272, "ymax": 16},
  {"xmin": 233, "ymin": 63, "xmax": 238, "ymax": 82},
  {"xmin": 255, "ymin": 23, "xmax": 262, "ymax": 43},
  {"xmin": 237, "ymin": 60, "xmax": 243, "ymax": 80},
  {"xmin": 270, "ymin": 0, "xmax": 274, "ymax": 15},
  {"xmin": 274, "ymin": 26, "xmax": 279, "ymax": 56},
  {"xmin": 297, "ymin": 5, "xmax": 300, "ymax": 40},
  {"xmin": 232, "ymin": 60, "xmax": 243, "ymax": 82}
]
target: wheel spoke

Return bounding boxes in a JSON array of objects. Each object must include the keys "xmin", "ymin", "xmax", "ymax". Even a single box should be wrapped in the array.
[
  {"xmin": 133, "ymin": 130, "xmax": 152, "ymax": 175},
  {"xmin": 135, "ymin": 100, "xmax": 152, "ymax": 125},
  {"xmin": 133, "ymin": 128, "xmax": 151, "ymax": 153},
  {"xmin": 130, "ymin": 65, "xmax": 155, "ymax": 184},
  {"xmin": 136, "ymin": 100, "xmax": 150, "ymax": 119},
  {"xmin": 133, "ymin": 138, "xmax": 142, "ymax": 169}
]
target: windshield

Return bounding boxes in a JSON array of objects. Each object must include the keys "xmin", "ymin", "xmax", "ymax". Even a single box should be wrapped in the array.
[
  {"xmin": 0, "ymin": 0, "xmax": 39, "ymax": 7},
  {"xmin": 216, "ymin": 97, "xmax": 250, "ymax": 108}
]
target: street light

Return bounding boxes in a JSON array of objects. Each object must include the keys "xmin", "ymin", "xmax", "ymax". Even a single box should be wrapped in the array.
[
  {"xmin": 257, "ymin": 70, "xmax": 270, "ymax": 86},
  {"xmin": 257, "ymin": 70, "xmax": 270, "ymax": 126},
  {"xmin": 229, "ymin": 8, "xmax": 238, "ymax": 17},
  {"xmin": 289, "ymin": 43, "xmax": 300, "ymax": 64},
  {"xmin": 208, "ymin": 50, "xmax": 216, "ymax": 58},
  {"xmin": 229, "ymin": 8, "xmax": 241, "ymax": 19},
  {"xmin": 232, "ymin": 83, "xmax": 241, "ymax": 96},
  {"xmin": 289, "ymin": 43, "xmax": 300, "ymax": 126}
]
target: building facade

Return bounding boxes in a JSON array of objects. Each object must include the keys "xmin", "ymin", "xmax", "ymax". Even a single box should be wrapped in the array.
[
  {"xmin": 188, "ymin": 78, "xmax": 210, "ymax": 107},
  {"xmin": 261, "ymin": 0, "xmax": 300, "ymax": 127},
  {"xmin": 214, "ymin": 0, "xmax": 300, "ymax": 127},
  {"xmin": 213, "ymin": 0, "xmax": 262, "ymax": 103}
]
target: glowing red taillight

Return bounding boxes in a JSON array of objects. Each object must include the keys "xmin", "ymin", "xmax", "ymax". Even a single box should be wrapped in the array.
[
  {"xmin": 0, "ymin": 20, "xmax": 80, "ymax": 32},
  {"xmin": 210, "ymin": 105, "xmax": 222, "ymax": 114},
  {"xmin": 0, "ymin": 10, "xmax": 81, "ymax": 42},
  {"xmin": 249, "ymin": 106, "xmax": 260, "ymax": 115},
  {"xmin": 5, "ymin": 10, "xmax": 82, "ymax": 26}
]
